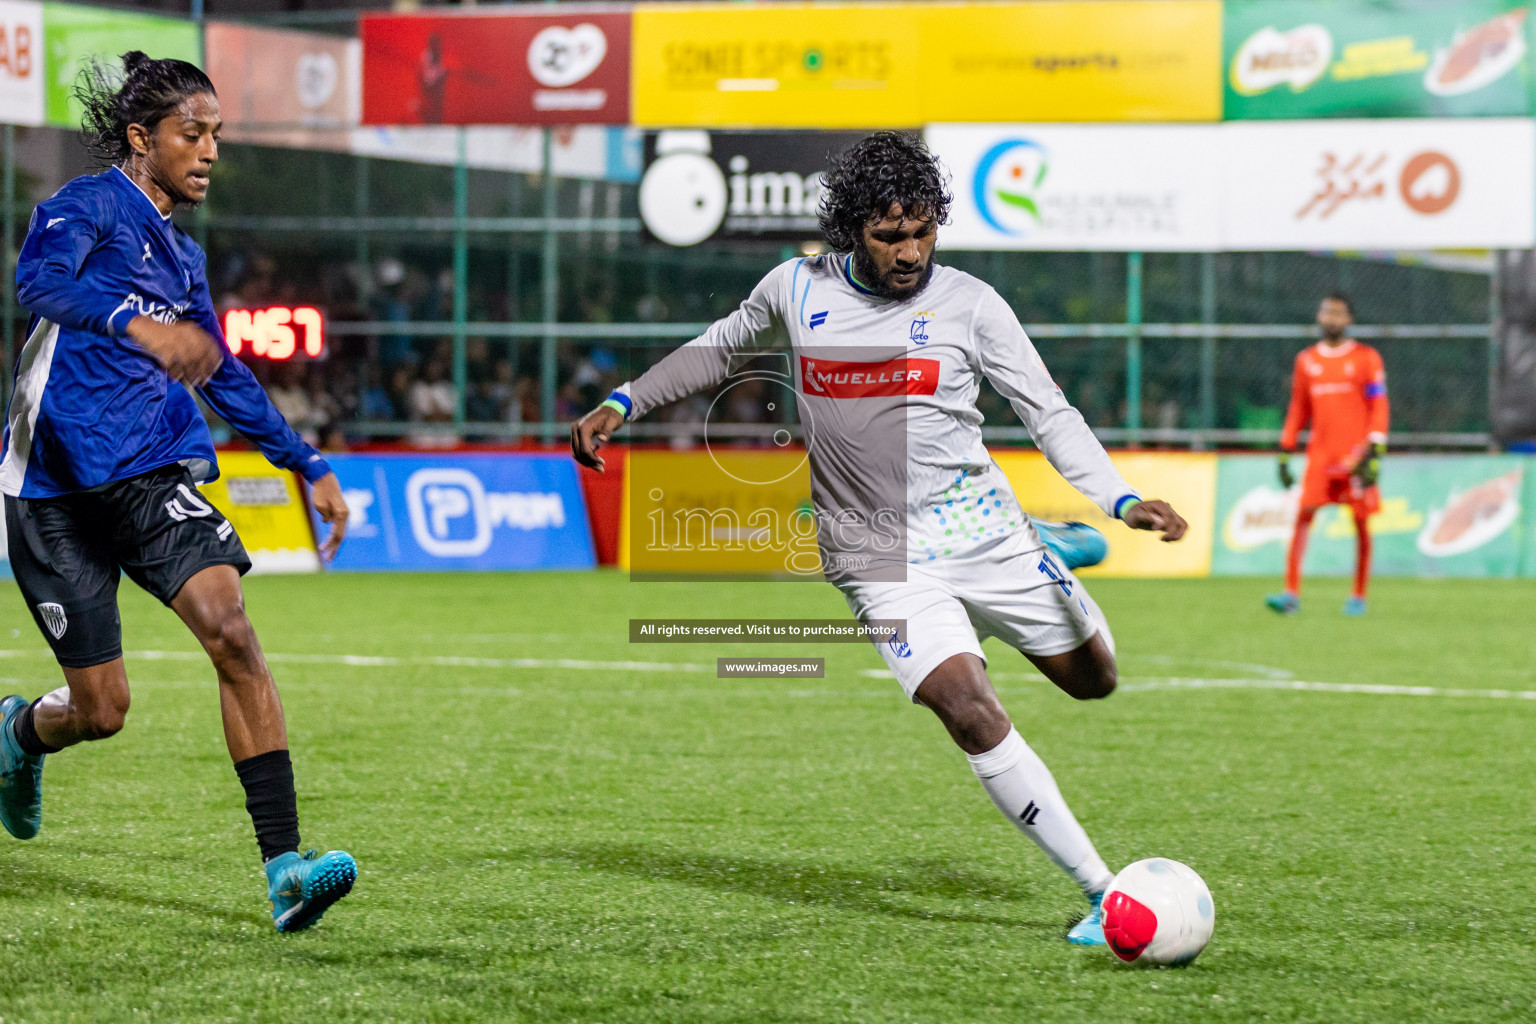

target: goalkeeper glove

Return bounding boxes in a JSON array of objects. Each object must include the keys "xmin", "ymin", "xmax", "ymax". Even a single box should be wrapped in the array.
[
  {"xmin": 1277, "ymin": 452, "xmax": 1295, "ymax": 490},
  {"xmin": 1353, "ymin": 443, "xmax": 1384, "ymax": 488}
]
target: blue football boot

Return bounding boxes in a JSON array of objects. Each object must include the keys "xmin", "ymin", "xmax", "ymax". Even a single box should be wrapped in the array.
[
  {"xmin": 1067, "ymin": 889, "xmax": 1106, "ymax": 946},
  {"xmin": 266, "ymin": 848, "xmax": 357, "ymax": 932},
  {"xmin": 0, "ymin": 696, "xmax": 44, "ymax": 840},
  {"xmin": 1033, "ymin": 519, "xmax": 1108, "ymax": 572},
  {"xmin": 1343, "ymin": 596, "xmax": 1368, "ymax": 617},
  {"xmin": 1265, "ymin": 592, "xmax": 1300, "ymax": 616}
]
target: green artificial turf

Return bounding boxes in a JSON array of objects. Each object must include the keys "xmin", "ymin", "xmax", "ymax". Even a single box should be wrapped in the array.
[{"xmin": 0, "ymin": 571, "xmax": 1532, "ymax": 1022}]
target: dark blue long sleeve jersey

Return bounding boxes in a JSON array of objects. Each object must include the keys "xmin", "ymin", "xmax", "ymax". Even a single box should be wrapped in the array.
[{"xmin": 1, "ymin": 167, "xmax": 330, "ymax": 498}]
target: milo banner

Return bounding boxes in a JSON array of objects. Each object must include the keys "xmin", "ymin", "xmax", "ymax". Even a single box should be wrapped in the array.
[
  {"xmin": 1213, "ymin": 454, "xmax": 1528, "ymax": 579},
  {"xmin": 1224, "ymin": 0, "xmax": 1534, "ymax": 119}
]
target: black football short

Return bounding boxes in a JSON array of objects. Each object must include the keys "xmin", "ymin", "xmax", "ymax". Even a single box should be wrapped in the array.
[{"xmin": 4, "ymin": 464, "xmax": 251, "ymax": 668}]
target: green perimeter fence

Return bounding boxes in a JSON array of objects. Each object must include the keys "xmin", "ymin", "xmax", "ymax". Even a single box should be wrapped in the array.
[{"xmin": 0, "ymin": 132, "xmax": 1501, "ymax": 451}]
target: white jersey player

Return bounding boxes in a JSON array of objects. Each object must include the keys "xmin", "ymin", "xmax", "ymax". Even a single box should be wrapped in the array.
[{"xmin": 573, "ymin": 132, "xmax": 1188, "ymax": 945}]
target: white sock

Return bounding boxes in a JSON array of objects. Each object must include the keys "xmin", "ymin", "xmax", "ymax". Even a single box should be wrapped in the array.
[{"xmin": 967, "ymin": 727, "xmax": 1113, "ymax": 896}]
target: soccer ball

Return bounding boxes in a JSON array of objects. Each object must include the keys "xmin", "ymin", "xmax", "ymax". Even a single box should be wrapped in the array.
[{"xmin": 1102, "ymin": 858, "xmax": 1215, "ymax": 967}]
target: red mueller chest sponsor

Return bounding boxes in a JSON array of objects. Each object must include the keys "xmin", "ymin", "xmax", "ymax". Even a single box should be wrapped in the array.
[{"xmin": 799, "ymin": 356, "xmax": 940, "ymax": 398}]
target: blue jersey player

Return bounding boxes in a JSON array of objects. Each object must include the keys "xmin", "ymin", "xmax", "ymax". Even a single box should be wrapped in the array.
[{"xmin": 0, "ymin": 53, "xmax": 355, "ymax": 932}]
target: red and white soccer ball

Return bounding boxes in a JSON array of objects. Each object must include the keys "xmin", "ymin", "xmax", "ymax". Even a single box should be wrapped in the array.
[{"xmin": 1102, "ymin": 858, "xmax": 1215, "ymax": 967}]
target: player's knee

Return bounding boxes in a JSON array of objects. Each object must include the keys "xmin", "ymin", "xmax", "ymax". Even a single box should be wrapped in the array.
[
  {"xmin": 941, "ymin": 691, "xmax": 1011, "ymax": 751},
  {"xmin": 81, "ymin": 695, "xmax": 129, "ymax": 740},
  {"xmin": 202, "ymin": 606, "xmax": 260, "ymax": 666},
  {"xmin": 1076, "ymin": 666, "xmax": 1116, "ymax": 700}
]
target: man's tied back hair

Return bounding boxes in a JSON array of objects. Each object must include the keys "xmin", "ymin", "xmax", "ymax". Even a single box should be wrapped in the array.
[
  {"xmin": 818, "ymin": 131, "xmax": 953, "ymax": 253},
  {"xmin": 76, "ymin": 50, "xmax": 216, "ymax": 165}
]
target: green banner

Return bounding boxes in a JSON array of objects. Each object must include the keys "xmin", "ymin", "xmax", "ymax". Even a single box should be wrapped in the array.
[
  {"xmin": 1213, "ymin": 454, "xmax": 1528, "ymax": 579},
  {"xmin": 1224, "ymin": 0, "xmax": 1534, "ymax": 118},
  {"xmin": 43, "ymin": 4, "xmax": 201, "ymax": 128}
]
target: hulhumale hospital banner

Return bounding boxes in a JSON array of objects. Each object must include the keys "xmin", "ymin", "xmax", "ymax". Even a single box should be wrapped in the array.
[
  {"xmin": 926, "ymin": 124, "xmax": 1224, "ymax": 251},
  {"xmin": 630, "ymin": 1, "xmax": 1221, "ymax": 128},
  {"xmin": 1225, "ymin": 0, "xmax": 1535, "ymax": 119},
  {"xmin": 316, "ymin": 454, "xmax": 596, "ymax": 573}
]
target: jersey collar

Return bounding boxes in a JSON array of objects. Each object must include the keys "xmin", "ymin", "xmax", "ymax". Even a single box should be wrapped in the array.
[
  {"xmin": 111, "ymin": 166, "xmax": 173, "ymax": 222},
  {"xmin": 840, "ymin": 254, "xmax": 880, "ymax": 297},
  {"xmin": 1313, "ymin": 339, "xmax": 1357, "ymax": 357}
]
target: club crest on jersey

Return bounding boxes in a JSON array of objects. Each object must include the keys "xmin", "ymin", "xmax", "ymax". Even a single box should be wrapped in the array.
[
  {"xmin": 809, "ymin": 310, "xmax": 829, "ymax": 330},
  {"xmin": 889, "ymin": 636, "xmax": 912, "ymax": 659},
  {"xmin": 909, "ymin": 312, "xmax": 935, "ymax": 344},
  {"xmin": 799, "ymin": 355, "xmax": 941, "ymax": 398},
  {"xmin": 37, "ymin": 603, "xmax": 67, "ymax": 640}
]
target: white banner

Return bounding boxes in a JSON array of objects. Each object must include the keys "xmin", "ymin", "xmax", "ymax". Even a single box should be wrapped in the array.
[
  {"xmin": 1222, "ymin": 119, "xmax": 1535, "ymax": 250},
  {"xmin": 927, "ymin": 120, "xmax": 1535, "ymax": 252},
  {"xmin": 926, "ymin": 124, "xmax": 1224, "ymax": 252},
  {"xmin": 0, "ymin": 0, "xmax": 42, "ymax": 127}
]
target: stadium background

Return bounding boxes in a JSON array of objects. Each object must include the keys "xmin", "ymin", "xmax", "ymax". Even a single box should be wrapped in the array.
[{"xmin": 0, "ymin": 0, "xmax": 1529, "ymax": 582}]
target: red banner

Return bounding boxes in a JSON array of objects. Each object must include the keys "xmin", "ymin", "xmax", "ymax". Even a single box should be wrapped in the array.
[
  {"xmin": 361, "ymin": 11, "xmax": 630, "ymax": 126},
  {"xmin": 799, "ymin": 356, "xmax": 941, "ymax": 399}
]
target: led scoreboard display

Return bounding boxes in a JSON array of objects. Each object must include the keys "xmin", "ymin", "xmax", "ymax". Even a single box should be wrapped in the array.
[{"xmin": 223, "ymin": 306, "xmax": 325, "ymax": 360}]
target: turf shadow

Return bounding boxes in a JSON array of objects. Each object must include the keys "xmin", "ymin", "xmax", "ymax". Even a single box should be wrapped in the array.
[
  {"xmin": 0, "ymin": 857, "xmax": 254, "ymax": 928},
  {"xmin": 522, "ymin": 841, "xmax": 1058, "ymax": 930}
]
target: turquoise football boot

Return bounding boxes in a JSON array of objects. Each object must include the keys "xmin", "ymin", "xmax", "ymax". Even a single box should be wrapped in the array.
[
  {"xmin": 1343, "ymin": 596, "xmax": 1368, "ymax": 617},
  {"xmin": 1067, "ymin": 889, "xmax": 1107, "ymax": 946},
  {"xmin": 0, "ymin": 696, "xmax": 44, "ymax": 840},
  {"xmin": 1033, "ymin": 519, "xmax": 1108, "ymax": 572},
  {"xmin": 266, "ymin": 848, "xmax": 357, "ymax": 933},
  {"xmin": 1265, "ymin": 592, "xmax": 1300, "ymax": 616}
]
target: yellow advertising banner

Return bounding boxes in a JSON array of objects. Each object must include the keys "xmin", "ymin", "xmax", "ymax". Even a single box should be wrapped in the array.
[
  {"xmin": 992, "ymin": 451, "xmax": 1218, "ymax": 577},
  {"xmin": 631, "ymin": 1, "xmax": 1222, "ymax": 127},
  {"xmin": 198, "ymin": 452, "xmax": 320, "ymax": 574},
  {"xmin": 622, "ymin": 449, "xmax": 817, "ymax": 576},
  {"xmin": 621, "ymin": 449, "xmax": 1216, "ymax": 578}
]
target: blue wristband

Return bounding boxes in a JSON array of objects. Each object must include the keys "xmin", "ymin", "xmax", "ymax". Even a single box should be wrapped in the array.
[
  {"xmin": 1114, "ymin": 494, "xmax": 1141, "ymax": 520},
  {"xmin": 604, "ymin": 389, "xmax": 633, "ymax": 419}
]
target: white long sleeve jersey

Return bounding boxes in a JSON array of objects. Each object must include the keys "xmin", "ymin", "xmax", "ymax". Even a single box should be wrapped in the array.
[{"xmin": 617, "ymin": 255, "xmax": 1139, "ymax": 576}]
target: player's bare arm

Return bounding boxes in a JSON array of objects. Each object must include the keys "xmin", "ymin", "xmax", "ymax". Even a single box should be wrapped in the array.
[{"xmin": 1123, "ymin": 499, "xmax": 1188, "ymax": 542}]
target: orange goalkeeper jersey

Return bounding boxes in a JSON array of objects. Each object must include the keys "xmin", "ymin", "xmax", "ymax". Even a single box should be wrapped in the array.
[{"xmin": 1279, "ymin": 340, "xmax": 1389, "ymax": 468}]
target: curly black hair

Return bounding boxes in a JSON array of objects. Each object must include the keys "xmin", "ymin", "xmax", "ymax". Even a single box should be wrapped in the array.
[
  {"xmin": 75, "ymin": 51, "xmax": 216, "ymax": 165},
  {"xmin": 817, "ymin": 131, "xmax": 952, "ymax": 253}
]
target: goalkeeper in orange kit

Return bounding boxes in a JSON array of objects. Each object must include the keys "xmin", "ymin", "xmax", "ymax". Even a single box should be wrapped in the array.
[{"xmin": 1266, "ymin": 293, "xmax": 1389, "ymax": 617}]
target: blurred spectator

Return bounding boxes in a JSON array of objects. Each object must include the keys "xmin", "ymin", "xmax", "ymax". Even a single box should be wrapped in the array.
[
  {"xmin": 509, "ymin": 377, "xmax": 536, "ymax": 427},
  {"xmin": 268, "ymin": 362, "xmax": 319, "ymax": 443},
  {"xmin": 410, "ymin": 358, "xmax": 457, "ymax": 423},
  {"xmin": 387, "ymin": 364, "xmax": 416, "ymax": 421},
  {"xmin": 359, "ymin": 364, "xmax": 394, "ymax": 421},
  {"xmin": 465, "ymin": 378, "xmax": 500, "ymax": 423}
]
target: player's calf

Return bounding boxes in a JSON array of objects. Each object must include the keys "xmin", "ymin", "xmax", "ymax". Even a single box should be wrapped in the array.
[
  {"xmin": 915, "ymin": 654, "xmax": 1012, "ymax": 754},
  {"xmin": 1027, "ymin": 636, "xmax": 1117, "ymax": 701}
]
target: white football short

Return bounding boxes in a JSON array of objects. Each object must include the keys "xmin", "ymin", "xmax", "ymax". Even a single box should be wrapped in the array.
[{"xmin": 836, "ymin": 528, "xmax": 1112, "ymax": 702}]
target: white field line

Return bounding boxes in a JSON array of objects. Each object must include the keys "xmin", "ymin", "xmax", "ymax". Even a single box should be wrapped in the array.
[
  {"xmin": 1, "ymin": 649, "xmax": 1533, "ymax": 702},
  {"xmin": 0, "ymin": 648, "xmax": 710, "ymax": 674}
]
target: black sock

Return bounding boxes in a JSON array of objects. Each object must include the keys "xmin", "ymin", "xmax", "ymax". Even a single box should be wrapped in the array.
[
  {"xmin": 233, "ymin": 749, "xmax": 301, "ymax": 863},
  {"xmin": 12, "ymin": 698, "xmax": 60, "ymax": 757}
]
